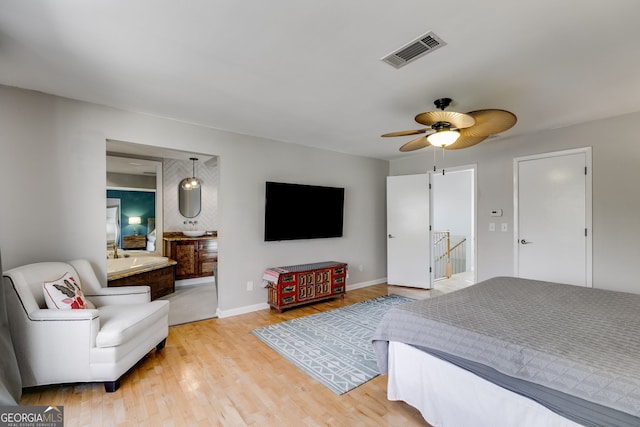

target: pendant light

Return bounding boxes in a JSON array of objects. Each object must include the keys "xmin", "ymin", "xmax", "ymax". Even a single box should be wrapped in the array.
[{"xmin": 181, "ymin": 157, "xmax": 201, "ymax": 190}]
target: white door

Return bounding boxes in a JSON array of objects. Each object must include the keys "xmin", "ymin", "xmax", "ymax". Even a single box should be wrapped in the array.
[
  {"xmin": 514, "ymin": 148, "xmax": 592, "ymax": 286},
  {"xmin": 387, "ymin": 174, "xmax": 431, "ymax": 288}
]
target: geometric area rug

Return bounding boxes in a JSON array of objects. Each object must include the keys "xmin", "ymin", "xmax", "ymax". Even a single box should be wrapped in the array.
[{"xmin": 250, "ymin": 294, "xmax": 415, "ymax": 395}]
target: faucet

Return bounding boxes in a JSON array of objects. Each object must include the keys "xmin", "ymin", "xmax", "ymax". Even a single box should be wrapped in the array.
[
  {"xmin": 184, "ymin": 220, "xmax": 198, "ymax": 228},
  {"xmin": 112, "ymin": 242, "xmax": 119, "ymax": 259}
]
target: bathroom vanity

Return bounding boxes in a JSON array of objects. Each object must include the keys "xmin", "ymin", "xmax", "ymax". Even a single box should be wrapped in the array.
[{"xmin": 163, "ymin": 233, "xmax": 218, "ymax": 280}]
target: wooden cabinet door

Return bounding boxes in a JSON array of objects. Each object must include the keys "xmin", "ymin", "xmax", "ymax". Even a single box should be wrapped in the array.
[
  {"xmin": 174, "ymin": 241, "xmax": 198, "ymax": 278},
  {"xmin": 197, "ymin": 239, "xmax": 218, "ymax": 276}
]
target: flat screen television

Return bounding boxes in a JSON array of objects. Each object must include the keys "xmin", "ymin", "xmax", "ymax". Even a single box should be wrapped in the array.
[{"xmin": 264, "ymin": 181, "xmax": 345, "ymax": 241}]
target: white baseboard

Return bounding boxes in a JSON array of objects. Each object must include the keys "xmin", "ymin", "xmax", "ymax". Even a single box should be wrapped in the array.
[
  {"xmin": 346, "ymin": 277, "xmax": 387, "ymax": 291},
  {"xmin": 216, "ymin": 277, "xmax": 387, "ymax": 318},
  {"xmin": 217, "ymin": 302, "xmax": 270, "ymax": 319}
]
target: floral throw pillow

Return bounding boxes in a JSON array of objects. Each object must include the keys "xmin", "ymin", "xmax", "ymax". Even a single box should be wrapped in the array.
[{"xmin": 43, "ymin": 272, "xmax": 93, "ymax": 309}]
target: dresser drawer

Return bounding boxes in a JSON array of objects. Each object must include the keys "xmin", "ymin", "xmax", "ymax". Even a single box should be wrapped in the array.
[{"xmin": 123, "ymin": 235, "xmax": 146, "ymax": 249}]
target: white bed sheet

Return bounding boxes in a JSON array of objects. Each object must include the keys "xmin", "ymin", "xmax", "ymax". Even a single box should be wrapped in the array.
[{"xmin": 387, "ymin": 341, "xmax": 583, "ymax": 427}]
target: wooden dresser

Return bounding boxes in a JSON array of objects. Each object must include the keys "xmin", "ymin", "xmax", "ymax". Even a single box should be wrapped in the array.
[
  {"xmin": 263, "ymin": 261, "xmax": 347, "ymax": 312},
  {"xmin": 123, "ymin": 235, "xmax": 146, "ymax": 249}
]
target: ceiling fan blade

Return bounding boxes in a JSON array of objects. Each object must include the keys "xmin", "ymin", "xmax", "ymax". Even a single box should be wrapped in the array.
[
  {"xmin": 399, "ymin": 135, "xmax": 430, "ymax": 152},
  {"xmin": 445, "ymin": 133, "xmax": 488, "ymax": 150},
  {"xmin": 462, "ymin": 109, "xmax": 517, "ymax": 137},
  {"xmin": 414, "ymin": 110, "xmax": 475, "ymax": 129},
  {"xmin": 381, "ymin": 129, "xmax": 427, "ymax": 137}
]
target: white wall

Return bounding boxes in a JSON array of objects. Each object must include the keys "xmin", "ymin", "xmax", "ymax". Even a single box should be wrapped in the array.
[
  {"xmin": 390, "ymin": 110, "xmax": 640, "ymax": 294},
  {"xmin": 163, "ymin": 158, "xmax": 219, "ymax": 232},
  {"xmin": 0, "ymin": 85, "xmax": 388, "ymax": 314},
  {"xmin": 107, "ymin": 172, "xmax": 156, "ymax": 189}
]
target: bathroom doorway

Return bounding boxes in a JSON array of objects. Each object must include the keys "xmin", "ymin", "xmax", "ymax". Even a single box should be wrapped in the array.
[{"xmin": 106, "ymin": 140, "xmax": 220, "ymax": 324}]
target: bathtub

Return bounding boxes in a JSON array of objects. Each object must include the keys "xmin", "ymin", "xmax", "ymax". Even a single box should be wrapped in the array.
[
  {"xmin": 107, "ymin": 256, "xmax": 170, "ymax": 276},
  {"xmin": 107, "ymin": 255, "xmax": 177, "ymax": 300}
]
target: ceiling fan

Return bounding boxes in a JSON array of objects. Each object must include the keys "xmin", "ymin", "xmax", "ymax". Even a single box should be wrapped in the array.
[{"xmin": 382, "ymin": 98, "xmax": 517, "ymax": 152}]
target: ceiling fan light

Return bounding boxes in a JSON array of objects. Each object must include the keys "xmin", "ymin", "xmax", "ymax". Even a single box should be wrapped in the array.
[{"xmin": 427, "ymin": 129, "xmax": 460, "ymax": 147}]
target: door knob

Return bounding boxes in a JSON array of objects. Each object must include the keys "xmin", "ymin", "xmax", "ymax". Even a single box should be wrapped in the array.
[
  {"xmin": 388, "ymin": 234, "xmax": 395, "ymax": 238},
  {"xmin": 520, "ymin": 239, "xmax": 532, "ymax": 244}
]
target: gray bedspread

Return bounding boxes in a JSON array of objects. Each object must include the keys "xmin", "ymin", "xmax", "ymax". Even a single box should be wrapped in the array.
[{"xmin": 372, "ymin": 276, "xmax": 640, "ymax": 426}]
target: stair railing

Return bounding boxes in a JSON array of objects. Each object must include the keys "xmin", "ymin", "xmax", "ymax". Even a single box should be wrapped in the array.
[{"xmin": 433, "ymin": 231, "xmax": 467, "ymax": 279}]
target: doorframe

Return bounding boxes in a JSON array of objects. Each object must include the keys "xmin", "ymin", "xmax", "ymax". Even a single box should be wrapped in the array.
[
  {"xmin": 513, "ymin": 147, "xmax": 592, "ymax": 285},
  {"xmin": 429, "ymin": 163, "xmax": 478, "ymax": 285}
]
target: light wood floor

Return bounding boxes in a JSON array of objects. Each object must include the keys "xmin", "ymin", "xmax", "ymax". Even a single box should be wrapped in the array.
[{"xmin": 20, "ymin": 278, "xmax": 470, "ymax": 427}]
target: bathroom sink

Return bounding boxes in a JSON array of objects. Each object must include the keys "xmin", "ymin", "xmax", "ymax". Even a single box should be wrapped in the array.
[{"xmin": 182, "ymin": 230, "xmax": 207, "ymax": 237}]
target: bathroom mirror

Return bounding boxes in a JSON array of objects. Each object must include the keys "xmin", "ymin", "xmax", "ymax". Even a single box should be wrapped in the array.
[{"xmin": 179, "ymin": 180, "xmax": 201, "ymax": 218}]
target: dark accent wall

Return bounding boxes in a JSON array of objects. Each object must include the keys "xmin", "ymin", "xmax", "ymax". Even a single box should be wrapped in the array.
[{"xmin": 106, "ymin": 190, "xmax": 156, "ymax": 236}]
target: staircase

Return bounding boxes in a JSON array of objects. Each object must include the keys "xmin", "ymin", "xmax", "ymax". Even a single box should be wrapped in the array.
[{"xmin": 433, "ymin": 231, "xmax": 467, "ymax": 280}]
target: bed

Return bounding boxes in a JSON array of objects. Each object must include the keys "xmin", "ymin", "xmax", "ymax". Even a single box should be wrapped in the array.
[{"xmin": 372, "ymin": 276, "xmax": 640, "ymax": 427}]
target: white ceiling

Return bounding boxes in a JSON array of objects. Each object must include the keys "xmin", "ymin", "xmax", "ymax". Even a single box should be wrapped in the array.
[{"xmin": 2, "ymin": 1, "xmax": 640, "ymax": 161}]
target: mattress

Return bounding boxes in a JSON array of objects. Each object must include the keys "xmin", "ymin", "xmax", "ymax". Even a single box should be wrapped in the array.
[
  {"xmin": 372, "ymin": 276, "xmax": 640, "ymax": 427},
  {"xmin": 388, "ymin": 341, "xmax": 583, "ymax": 427}
]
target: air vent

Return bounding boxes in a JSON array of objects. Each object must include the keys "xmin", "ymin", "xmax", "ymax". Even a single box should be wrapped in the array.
[{"xmin": 381, "ymin": 31, "xmax": 447, "ymax": 69}]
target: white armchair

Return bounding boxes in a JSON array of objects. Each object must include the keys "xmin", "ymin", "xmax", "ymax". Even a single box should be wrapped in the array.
[{"xmin": 3, "ymin": 259, "xmax": 170, "ymax": 392}]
